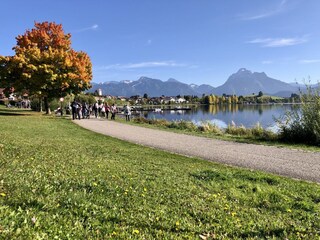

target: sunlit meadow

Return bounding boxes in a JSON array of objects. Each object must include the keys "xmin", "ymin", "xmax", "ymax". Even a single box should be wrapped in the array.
[{"xmin": 0, "ymin": 108, "xmax": 319, "ymax": 239}]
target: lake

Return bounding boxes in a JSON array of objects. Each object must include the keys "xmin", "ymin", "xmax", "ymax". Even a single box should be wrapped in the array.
[{"xmin": 138, "ymin": 104, "xmax": 300, "ymax": 130}]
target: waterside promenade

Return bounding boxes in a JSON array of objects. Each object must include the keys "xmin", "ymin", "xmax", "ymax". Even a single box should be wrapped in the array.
[{"xmin": 74, "ymin": 118, "xmax": 320, "ymax": 183}]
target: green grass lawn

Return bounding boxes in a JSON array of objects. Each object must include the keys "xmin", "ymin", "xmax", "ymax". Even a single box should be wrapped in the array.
[{"xmin": 0, "ymin": 108, "xmax": 319, "ymax": 239}]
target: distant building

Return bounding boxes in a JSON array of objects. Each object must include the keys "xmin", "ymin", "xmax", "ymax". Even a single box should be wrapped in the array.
[
  {"xmin": 176, "ymin": 97, "xmax": 186, "ymax": 103},
  {"xmin": 117, "ymin": 96, "xmax": 127, "ymax": 102},
  {"xmin": 162, "ymin": 97, "xmax": 176, "ymax": 104}
]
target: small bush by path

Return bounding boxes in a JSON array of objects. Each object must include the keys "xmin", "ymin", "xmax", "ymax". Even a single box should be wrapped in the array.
[
  {"xmin": 133, "ymin": 117, "xmax": 277, "ymax": 141},
  {"xmin": 277, "ymin": 83, "xmax": 320, "ymax": 146},
  {"xmin": 130, "ymin": 116, "xmax": 320, "ymax": 151}
]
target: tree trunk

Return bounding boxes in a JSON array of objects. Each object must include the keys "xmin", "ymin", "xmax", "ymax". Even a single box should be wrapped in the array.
[
  {"xmin": 44, "ymin": 96, "xmax": 51, "ymax": 114},
  {"xmin": 39, "ymin": 97, "xmax": 43, "ymax": 112}
]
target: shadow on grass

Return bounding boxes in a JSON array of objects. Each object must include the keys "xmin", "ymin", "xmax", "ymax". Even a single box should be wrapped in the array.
[
  {"xmin": 0, "ymin": 107, "xmax": 33, "ymax": 116},
  {"xmin": 240, "ymin": 227, "xmax": 288, "ymax": 239},
  {"xmin": 190, "ymin": 170, "xmax": 280, "ymax": 186},
  {"xmin": 0, "ymin": 108, "xmax": 30, "ymax": 111},
  {"xmin": 191, "ymin": 170, "xmax": 229, "ymax": 181},
  {"xmin": 0, "ymin": 112, "xmax": 32, "ymax": 116}
]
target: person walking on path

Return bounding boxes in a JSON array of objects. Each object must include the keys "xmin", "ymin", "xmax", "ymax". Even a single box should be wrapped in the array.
[
  {"xmin": 81, "ymin": 102, "xmax": 88, "ymax": 119},
  {"xmin": 93, "ymin": 102, "xmax": 98, "ymax": 118},
  {"xmin": 105, "ymin": 102, "xmax": 110, "ymax": 119},
  {"xmin": 76, "ymin": 102, "xmax": 82, "ymax": 120},
  {"xmin": 124, "ymin": 104, "xmax": 131, "ymax": 121},
  {"xmin": 71, "ymin": 99, "xmax": 79, "ymax": 120},
  {"xmin": 98, "ymin": 102, "xmax": 103, "ymax": 118},
  {"xmin": 110, "ymin": 103, "xmax": 117, "ymax": 120},
  {"xmin": 100, "ymin": 104, "xmax": 106, "ymax": 118}
]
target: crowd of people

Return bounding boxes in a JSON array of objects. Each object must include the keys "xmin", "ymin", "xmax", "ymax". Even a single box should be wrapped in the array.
[
  {"xmin": 6, "ymin": 100, "xmax": 31, "ymax": 108},
  {"xmin": 70, "ymin": 100, "xmax": 131, "ymax": 121}
]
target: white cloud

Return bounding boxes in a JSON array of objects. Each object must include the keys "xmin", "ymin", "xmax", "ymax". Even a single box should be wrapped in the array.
[
  {"xmin": 97, "ymin": 61, "xmax": 187, "ymax": 70},
  {"xmin": 147, "ymin": 39, "xmax": 152, "ymax": 45},
  {"xmin": 91, "ymin": 24, "xmax": 99, "ymax": 30},
  {"xmin": 300, "ymin": 59, "xmax": 320, "ymax": 64},
  {"xmin": 262, "ymin": 60, "xmax": 273, "ymax": 64},
  {"xmin": 74, "ymin": 24, "xmax": 99, "ymax": 33},
  {"xmin": 248, "ymin": 37, "xmax": 307, "ymax": 47},
  {"xmin": 241, "ymin": 0, "xmax": 287, "ymax": 20}
]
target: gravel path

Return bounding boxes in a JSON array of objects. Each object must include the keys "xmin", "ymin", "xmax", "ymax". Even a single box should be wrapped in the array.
[{"xmin": 74, "ymin": 118, "xmax": 320, "ymax": 183}]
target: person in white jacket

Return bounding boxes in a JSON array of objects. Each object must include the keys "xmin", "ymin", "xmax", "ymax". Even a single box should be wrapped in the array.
[
  {"xmin": 110, "ymin": 104, "xmax": 117, "ymax": 120},
  {"xmin": 124, "ymin": 104, "xmax": 131, "ymax": 121}
]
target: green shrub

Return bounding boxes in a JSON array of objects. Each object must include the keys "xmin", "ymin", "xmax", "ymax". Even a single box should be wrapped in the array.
[
  {"xmin": 49, "ymin": 98, "xmax": 60, "ymax": 111},
  {"xmin": 250, "ymin": 122, "xmax": 276, "ymax": 140},
  {"xmin": 226, "ymin": 124, "xmax": 250, "ymax": 136},
  {"xmin": 132, "ymin": 116, "xmax": 278, "ymax": 143},
  {"xmin": 177, "ymin": 120, "xmax": 198, "ymax": 131},
  {"xmin": 75, "ymin": 93, "xmax": 96, "ymax": 104},
  {"xmin": 251, "ymin": 122, "xmax": 264, "ymax": 137},
  {"xmin": 134, "ymin": 116, "xmax": 150, "ymax": 124},
  {"xmin": 198, "ymin": 122, "xmax": 223, "ymax": 135},
  {"xmin": 133, "ymin": 117, "xmax": 171, "ymax": 127},
  {"xmin": 167, "ymin": 120, "xmax": 197, "ymax": 131},
  {"xmin": 153, "ymin": 118, "xmax": 171, "ymax": 127},
  {"xmin": 277, "ymin": 83, "xmax": 320, "ymax": 145},
  {"xmin": 29, "ymin": 96, "xmax": 42, "ymax": 111}
]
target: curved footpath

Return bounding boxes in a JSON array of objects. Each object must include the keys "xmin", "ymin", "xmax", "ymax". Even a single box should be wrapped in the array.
[{"xmin": 74, "ymin": 118, "xmax": 320, "ymax": 183}]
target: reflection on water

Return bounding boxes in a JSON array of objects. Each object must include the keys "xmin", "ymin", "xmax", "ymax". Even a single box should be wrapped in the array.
[{"xmin": 141, "ymin": 104, "xmax": 300, "ymax": 130}]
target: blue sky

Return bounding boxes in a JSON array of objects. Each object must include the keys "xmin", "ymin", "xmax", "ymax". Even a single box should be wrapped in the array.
[{"xmin": 1, "ymin": 0, "xmax": 320, "ymax": 86}]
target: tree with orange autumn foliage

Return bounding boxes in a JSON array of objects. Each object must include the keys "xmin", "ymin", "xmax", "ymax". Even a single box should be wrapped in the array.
[{"xmin": 1, "ymin": 21, "xmax": 92, "ymax": 113}]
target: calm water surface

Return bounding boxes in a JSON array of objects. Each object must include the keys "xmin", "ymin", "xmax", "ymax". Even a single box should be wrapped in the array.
[{"xmin": 140, "ymin": 104, "xmax": 300, "ymax": 130}]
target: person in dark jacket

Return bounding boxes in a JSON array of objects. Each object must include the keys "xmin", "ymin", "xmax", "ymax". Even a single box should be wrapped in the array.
[{"xmin": 71, "ymin": 100, "xmax": 78, "ymax": 120}]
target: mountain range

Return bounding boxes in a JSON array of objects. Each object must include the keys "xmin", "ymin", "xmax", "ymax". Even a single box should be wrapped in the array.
[{"xmin": 89, "ymin": 68, "xmax": 301, "ymax": 97}]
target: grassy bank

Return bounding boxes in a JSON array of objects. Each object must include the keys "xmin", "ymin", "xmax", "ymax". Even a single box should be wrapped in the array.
[
  {"xmin": 0, "ymin": 109, "xmax": 320, "ymax": 239},
  {"xmin": 118, "ymin": 116, "xmax": 319, "ymax": 152}
]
